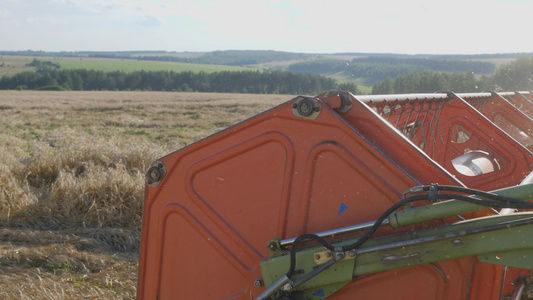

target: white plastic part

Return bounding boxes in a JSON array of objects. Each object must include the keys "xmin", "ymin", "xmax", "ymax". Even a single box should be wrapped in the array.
[
  {"xmin": 452, "ymin": 150, "xmax": 500, "ymax": 177},
  {"xmin": 520, "ymin": 170, "xmax": 533, "ymax": 185}
]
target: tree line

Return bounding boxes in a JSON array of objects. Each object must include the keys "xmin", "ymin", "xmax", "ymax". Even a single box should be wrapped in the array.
[
  {"xmin": 289, "ymin": 59, "xmax": 426, "ymax": 84},
  {"xmin": 372, "ymin": 71, "xmax": 489, "ymax": 94},
  {"xmin": 354, "ymin": 56, "xmax": 494, "ymax": 74},
  {"xmin": 289, "ymin": 57, "xmax": 495, "ymax": 85},
  {"xmin": 0, "ymin": 68, "xmax": 358, "ymax": 95},
  {"xmin": 27, "ymin": 58, "xmax": 60, "ymax": 73},
  {"xmin": 3, "ymin": 57, "xmax": 533, "ymax": 95},
  {"xmin": 371, "ymin": 57, "xmax": 533, "ymax": 94}
]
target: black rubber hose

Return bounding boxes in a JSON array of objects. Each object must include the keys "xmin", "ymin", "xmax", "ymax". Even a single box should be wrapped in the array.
[
  {"xmin": 286, "ymin": 194, "xmax": 422, "ymax": 278},
  {"xmin": 287, "ymin": 233, "xmax": 335, "ymax": 278},
  {"xmin": 340, "ymin": 192, "xmax": 533, "ymax": 252},
  {"xmin": 285, "ymin": 185, "xmax": 533, "ymax": 280},
  {"xmin": 414, "ymin": 185, "xmax": 528, "ymax": 205}
]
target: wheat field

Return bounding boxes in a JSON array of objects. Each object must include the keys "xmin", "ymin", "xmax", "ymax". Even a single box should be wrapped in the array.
[{"xmin": 0, "ymin": 91, "xmax": 289, "ymax": 299}]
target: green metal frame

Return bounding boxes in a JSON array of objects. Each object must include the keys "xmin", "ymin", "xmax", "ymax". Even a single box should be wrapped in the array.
[
  {"xmin": 389, "ymin": 183, "xmax": 533, "ymax": 227},
  {"xmin": 259, "ymin": 184, "xmax": 533, "ymax": 299}
]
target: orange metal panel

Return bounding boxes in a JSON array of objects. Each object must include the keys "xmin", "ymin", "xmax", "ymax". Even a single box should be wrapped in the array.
[
  {"xmin": 348, "ymin": 92, "xmax": 533, "ymax": 190},
  {"xmin": 501, "ymin": 92, "xmax": 533, "ymax": 119},
  {"xmin": 137, "ymin": 92, "xmax": 531, "ymax": 300},
  {"xmin": 459, "ymin": 92, "xmax": 533, "ymax": 152}
]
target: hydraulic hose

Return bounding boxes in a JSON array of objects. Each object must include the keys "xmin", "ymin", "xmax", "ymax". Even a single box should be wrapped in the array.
[{"xmin": 285, "ymin": 184, "xmax": 533, "ymax": 281}]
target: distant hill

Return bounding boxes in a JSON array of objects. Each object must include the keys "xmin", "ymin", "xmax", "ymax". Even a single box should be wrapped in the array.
[
  {"xmin": 131, "ymin": 50, "xmax": 533, "ymax": 86},
  {"xmin": 287, "ymin": 56, "xmax": 496, "ymax": 85},
  {"xmin": 2, "ymin": 49, "xmax": 533, "ymax": 89}
]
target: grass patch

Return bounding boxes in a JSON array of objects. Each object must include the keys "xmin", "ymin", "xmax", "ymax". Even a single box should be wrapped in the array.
[{"xmin": 357, "ymin": 84, "xmax": 373, "ymax": 94}]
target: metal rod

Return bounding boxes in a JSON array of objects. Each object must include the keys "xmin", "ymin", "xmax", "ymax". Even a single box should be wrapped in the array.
[
  {"xmin": 280, "ymin": 219, "xmax": 390, "ymax": 247},
  {"xmin": 510, "ymin": 275, "xmax": 527, "ymax": 300},
  {"xmin": 357, "ymin": 215, "xmax": 533, "ymax": 255},
  {"xmin": 456, "ymin": 91, "xmax": 530, "ymax": 99},
  {"xmin": 389, "ymin": 183, "xmax": 533, "ymax": 228},
  {"xmin": 456, "ymin": 92, "xmax": 492, "ymax": 99},
  {"xmin": 428, "ymin": 102, "xmax": 439, "ymax": 149},
  {"xmin": 352, "ymin": 92, "xmax": 531, "ymax": 105},
  {"xmin": 291, "ymin": 258, "xmax": 337, "ymax": 289},
  {"xmin": 413, "ymin": 106, "xmax": 423, "ymax": 146},
  {"xmin": 255, "ymin": 275, "xmax": 292, "ymax": 300},
  {"xmin": 355, "ymin": 93, "xmax": 449, "ymax": 104},
  {"xmin": 420, "ymin": 105, "xmax": 430, "ymax": 150},
  {"xmin": 435, "ymin": 101, "xmax": 446, "ymax": 145}
]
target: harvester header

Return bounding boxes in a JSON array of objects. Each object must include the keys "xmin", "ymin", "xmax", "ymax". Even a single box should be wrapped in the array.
[{"xmin": 137, "ymin": 90, "xmax": 533, "ymax": 299}]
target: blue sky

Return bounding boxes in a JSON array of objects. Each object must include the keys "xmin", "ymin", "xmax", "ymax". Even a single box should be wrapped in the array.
[{"xmin": 1, "ymin": 0, "xmax": 533, "ymax": 54}]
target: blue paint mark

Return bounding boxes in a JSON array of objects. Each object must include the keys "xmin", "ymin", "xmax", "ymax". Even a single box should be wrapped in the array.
[
  {"xmin": 312, "ymin": 288, "xmax": 326, "ymax": 297},
  {"xmin": 337, "ymin": 202, "xmax": 348, "ymax": 216}
]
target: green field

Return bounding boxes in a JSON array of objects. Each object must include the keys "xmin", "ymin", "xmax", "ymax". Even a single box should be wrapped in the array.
[
  {"xmin": 325, "ymin": 71, "xmax": 372, "ymax": 94},
  {"xmin": 0, "ymin": 56, "xmax": 35, "ymax": 76},
  {"xmin": 55, "ymin": 58, "xmax": 255, "ymax": 73},
  {"xmin": 0, "ymin": 55, "xmax": 256, "ymax": 76}
]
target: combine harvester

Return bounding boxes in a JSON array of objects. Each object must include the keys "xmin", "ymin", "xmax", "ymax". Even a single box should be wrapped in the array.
[{"xmin": 137, "ymin": 90, "xmax": 533, "ymax": 299}]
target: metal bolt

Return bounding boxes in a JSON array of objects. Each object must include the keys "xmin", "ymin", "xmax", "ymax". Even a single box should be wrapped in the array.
[
  {"xmin": 452, "ymin": 239, "xmax": 463, "ymax": 246},
  {"xmin": 335, "ymin": 252, "xmax": 345, "ymax": 260},
  {"xmin": 146, "ymin": 165, "xmax": 162, "ymax": 184},
  {"xmin": 268, "ymin": 242, "xmax": 278, "ymax": 251},
  {"xmin": 348, "ymin": 250, "xmax": 356, "ymax": 257},
  {"xmin": 325, "ymin": 252, "xmax": 332, "ymax": 258},
  {"xmin": 297, "ymin": 98, "xmax": 314, "ymax": 117},
  {"xmin": 254, "ymin": 278, "xmax": 264, "ymax": 288},
  {"xmin": 292, "ymin": 103, "xmax": 298, "ymax": 108},
  {"xmin": 149, "ymin": 168, "xmax": 160, "ymax": 181},
  {"xmin": 314, "ymin": 254, "xmax": 321, "ymax": 260}
]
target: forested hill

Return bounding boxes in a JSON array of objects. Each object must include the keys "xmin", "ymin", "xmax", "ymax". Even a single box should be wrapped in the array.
[
  {"xmin": 288, "ymin": 57, "xmax": 495, "ymax": 85},
  {"xmin": 149, "ymin": 50, "xmax": 311, "ymax": 66},
  {"xmin": 4, "ymin": 49, "xmax": 532, "ymax": 87},
  {"xmin": 3, "ymin": 50, "xmax": 533, "ymax": 93},
  {"xmin": 0, "ymin": 69, "xmax": 357, "ymax": 95},
  {"xmin": 5, "ymin": 49, "xmax": 533, "ymax": 69}
]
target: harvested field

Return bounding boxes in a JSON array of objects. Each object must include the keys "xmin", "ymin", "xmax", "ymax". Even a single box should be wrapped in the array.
[{"xmin": 0, "ymin": 91, "xmax": 289, "ymax": 299}]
